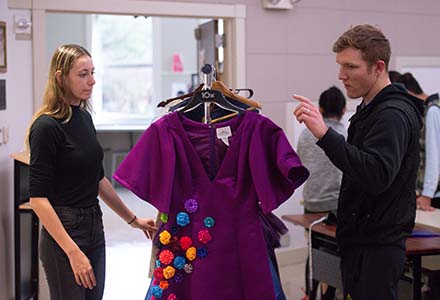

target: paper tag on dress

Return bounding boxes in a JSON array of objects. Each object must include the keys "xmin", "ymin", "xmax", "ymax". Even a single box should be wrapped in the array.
[{"xmin": 216, "ymin": 126, "xmax": 232, "ymax": 146}]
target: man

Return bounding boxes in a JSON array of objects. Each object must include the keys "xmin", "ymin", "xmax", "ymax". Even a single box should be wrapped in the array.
[
  {"xmin": 293, "ymin": 24, "xmax": 424, "ymax": 300},
  {"xmin": 397, "ymin": 72, "xmax": 440, "ymax": 211}
]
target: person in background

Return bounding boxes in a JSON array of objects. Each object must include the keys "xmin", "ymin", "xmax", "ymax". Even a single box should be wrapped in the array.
[
  {"xmin": 298, "ymin": 86, "xmax": 347, "ymax": 214},
  {"xmin": 297, "ymin": 85, "xmax": 347, "ymax": 300},
  {"xmin": 388, "ymin": 70, "xmax": 401, "ymax": 83},
  {"xmin": 26, "ymin": 44, "xmax": 157, "ymax": 300},
  {"xmin": 293, "ymin": 24, "xmax": 424, "ymax": 300},
  {"xmin": 397, "ymin": 72, "xmax": 440, "ymax": 211}
]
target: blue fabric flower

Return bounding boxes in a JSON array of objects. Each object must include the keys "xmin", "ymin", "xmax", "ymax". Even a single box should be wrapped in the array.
[
  {"xmin": 204, "ymin": 217, "xmax": 215, "ymax": 228},
  {"xmin": 152, "ymin": 285, "xmax": 163, "ymax": 298},
  {"xmin": 174, "ymin": 256, "xmax": 186, "ymax": 270},
  {"xmin": 171, "ymin": 226, "xmax": 179, "ymax": 235},
  {"xmin": 176, "ymin": 212, "xmax": 190, "ymax": 227},
  {"xmin": 197, "ymin": 247, "xmax": 207, "ymax": 258}
]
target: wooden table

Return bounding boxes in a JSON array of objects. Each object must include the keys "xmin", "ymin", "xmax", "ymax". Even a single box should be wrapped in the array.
[{"xmin": 282, "ymin": 213, "xmax": 440, "ymax": 300}]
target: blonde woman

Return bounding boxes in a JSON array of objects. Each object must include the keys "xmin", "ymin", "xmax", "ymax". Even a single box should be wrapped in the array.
[{"xmin": 27, "ymin": 44, "xmax": 156, "ymax": 300}]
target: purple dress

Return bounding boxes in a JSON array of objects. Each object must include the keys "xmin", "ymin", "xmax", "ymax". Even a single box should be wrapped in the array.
[{"xmin": 114, "ymin": 111, "xmax": 308, "ymax": 300}]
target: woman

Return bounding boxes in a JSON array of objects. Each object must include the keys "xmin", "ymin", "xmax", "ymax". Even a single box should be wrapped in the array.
[{"xmin": 26, "ymin": 44, "xmax": 156, "ymax": 300}]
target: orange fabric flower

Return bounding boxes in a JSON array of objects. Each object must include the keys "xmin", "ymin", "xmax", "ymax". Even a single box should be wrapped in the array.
[
  {"xmin": 159, "ymin": 280, "xmax": 169, "ymax": 290},
  {"xmin": 186, "ymin": 246, "xmax": 197, "ymax": 261},
  {"xmin": 163, "ymin": 266, "xmax": 176, "ymax": 279},
  {"xmin": 159, "ymin": 230, "xmax": 172, "ymax": 245}
]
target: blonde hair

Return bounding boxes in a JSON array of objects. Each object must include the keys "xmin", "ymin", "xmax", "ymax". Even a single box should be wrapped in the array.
[{"xmin": 25, "ymin": 44, "xmax": 92, "ymax": 149}]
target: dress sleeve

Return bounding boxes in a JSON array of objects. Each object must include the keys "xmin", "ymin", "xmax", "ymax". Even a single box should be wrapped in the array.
[
  {"xmin": 113, "ymin": 119, "xmax": 175, "ymax": 213},
  {"xmin": 249, "ymin": 116, "xmax": 309, "ymax": 213}
]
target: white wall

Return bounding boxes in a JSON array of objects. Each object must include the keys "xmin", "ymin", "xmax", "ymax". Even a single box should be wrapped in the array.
[
  {"xmin": 0, "ymin": 1, "xmax": 33, "ymax": 299},
  {"xmin": 46, "ymin": 13, "xmax": 89, "ymax": 66}
]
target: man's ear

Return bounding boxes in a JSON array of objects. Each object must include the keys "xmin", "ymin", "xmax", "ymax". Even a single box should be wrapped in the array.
[
  {"xmin": 375, "ymin": 60, "xmax": 386, "ymax": 74},
  {"xmin": 55, "ymin": 70, "xmax": 63, "ymax": 85}
]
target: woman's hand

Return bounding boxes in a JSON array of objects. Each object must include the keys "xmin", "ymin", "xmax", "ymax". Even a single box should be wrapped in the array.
[
  {"xmin": 417, "ymin": 195, "xmax": 436, "ymax": 211},
  {"xmin": 67, "ymin": 248, "xmax": 96, "ymax": 289},
  {"xmin": 130, "ymin": 217, "xmax": 157, "ymax": 239}
]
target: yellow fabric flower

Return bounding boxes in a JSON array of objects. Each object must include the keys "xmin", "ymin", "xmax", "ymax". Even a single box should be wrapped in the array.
[
  {"xmin": 159, "ymin": 230, "xmax": 171, "ymax": 245},
  {"xmin": 186, "ymin": 246, "xmax": 197, "ymax": 261},
  {"xmin": 163, "ymin": 266, "xmax": 176, "ymax": 279}
]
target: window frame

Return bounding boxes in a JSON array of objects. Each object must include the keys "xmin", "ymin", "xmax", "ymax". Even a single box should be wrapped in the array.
[{"xmin": 8, "ymin": 0, "xmax": 246, "ymax": 116}]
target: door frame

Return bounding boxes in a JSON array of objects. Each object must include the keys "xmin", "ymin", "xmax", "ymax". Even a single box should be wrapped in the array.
[{"xmin": 8, "ymin": 0, "xmax": 246, "ymax": 111}]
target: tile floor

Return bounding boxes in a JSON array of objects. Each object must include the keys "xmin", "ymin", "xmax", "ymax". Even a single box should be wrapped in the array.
[{"xmin": 101, "ymin": 188, "xmax": 308, "ymax": 300}]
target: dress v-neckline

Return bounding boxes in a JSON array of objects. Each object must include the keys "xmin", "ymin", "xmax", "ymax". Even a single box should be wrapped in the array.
[{"xmin": 171, "ymin": 111, "xmax": 248, "ymax": 184}]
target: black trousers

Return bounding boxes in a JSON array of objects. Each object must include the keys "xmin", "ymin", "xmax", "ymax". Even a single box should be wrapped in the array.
[
  {"xmin": 40, "ymin": 204, "xmax": 106, "ymax": 300},
  {"xmin": 340, "ymin": 245, "xmax": 406, "ymax": 300},
  {"xmin": 432, "ymin": 197, "xmax": 440, "ymax": 209}
]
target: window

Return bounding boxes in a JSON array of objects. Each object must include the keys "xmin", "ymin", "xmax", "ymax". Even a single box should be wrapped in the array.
[{"xmin": 91, "ymin": 15, "xmax": 155, "ymax": 125}]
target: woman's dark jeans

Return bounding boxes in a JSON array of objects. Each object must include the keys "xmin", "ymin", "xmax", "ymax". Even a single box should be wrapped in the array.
[{"xmin": 40, "ymin": 204, "xmax": 106, "ymax": 300}]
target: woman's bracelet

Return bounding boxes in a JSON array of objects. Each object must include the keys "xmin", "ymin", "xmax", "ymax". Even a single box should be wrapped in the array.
[{"xmin": 127, "ymin": 215, "xmax": 137, "ymax": 225}]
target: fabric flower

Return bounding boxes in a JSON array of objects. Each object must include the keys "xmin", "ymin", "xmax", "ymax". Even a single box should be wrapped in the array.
[
  {"xmin": 174, "ymin": 256, "xmax": 186, "ymax": 270},
  {"xmin": 159, "ymin": 230, "xmax": 171, "ymax": 245},
  {"xmin": 169, "ymin": 236, "xmax": 181, "ymax": 252},
  {"xmin": 184, "ymin": 263, "xmax": 193, "ymax": 274},
  {"xmin": 163, "ymin": 266, "xmax": 176, "ymax": 279},
  {"xmin": 204, "ymin": 217, "xmax": 215, "ymax": 228},
  {"xmin": 159, "ymin": 212, "xmax": 168, "ymax": 223},
  {"xmin": 186, "ymin": 246, "xmax": 197, "ymax": 261},
  {"xmin": 159, "ymin": 280, "xmax": 169, "ymax": 290},
  {"xmin": 159, "ymin": 250, "xmax": 174, "ymax": 265},
  {"xmin": 198, "ymin": 229, "xmax": 212, "ymax": 244},
  {"xmin": 153, "ymin": 267, "xmax": 164, "ymax": 280},
  {"xmin": 174, "ymin": 273, "xmax": 183, "ymax": 283},
  {"xmin": 197, "ymin": 247, "xmax": 207, "ymax": 258},
  {"xmin": 155, "ymin": 260, "xmax": 161, "ymax": 268},
  {"xmin": 171, "ymin": 226, "xmax": 179, "ymax": 235},
  {"xmin": 184, "ymin": 198, "xmax": 198, "ymax": 213},
  {"xmin": 179, "ymin": 236, "xmax": 192, "ymax": 250},
  {"xmin": 167, "ymin": 293, "xmax": 177, "ymax": 300},
  {"xmin": 151, "ymin": 286, "xmax": 163, "ymax": 298},
  {"xmin": 176, "ymin": 212, "xmax": 190, "ymax": 227}
]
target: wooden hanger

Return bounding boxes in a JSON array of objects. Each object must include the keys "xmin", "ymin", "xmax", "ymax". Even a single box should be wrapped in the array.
[
  {"xmin": 211, "ymin": 80, "xmax": 262, "ymax": 109},
  {"xmin": 156, "ymin": 83, "xmax": 204, "ymax": 108}
]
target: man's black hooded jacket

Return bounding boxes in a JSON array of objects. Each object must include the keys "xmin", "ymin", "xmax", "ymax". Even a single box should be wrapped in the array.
[{"xmin": 317, "ymin": 83, "xmax": 424, "ymax": 251}]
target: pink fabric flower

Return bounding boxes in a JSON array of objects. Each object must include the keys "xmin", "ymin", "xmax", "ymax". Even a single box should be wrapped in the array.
[{"xmin": 198, "ymin": 229, "xmax": 212, "ymax": 244}]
